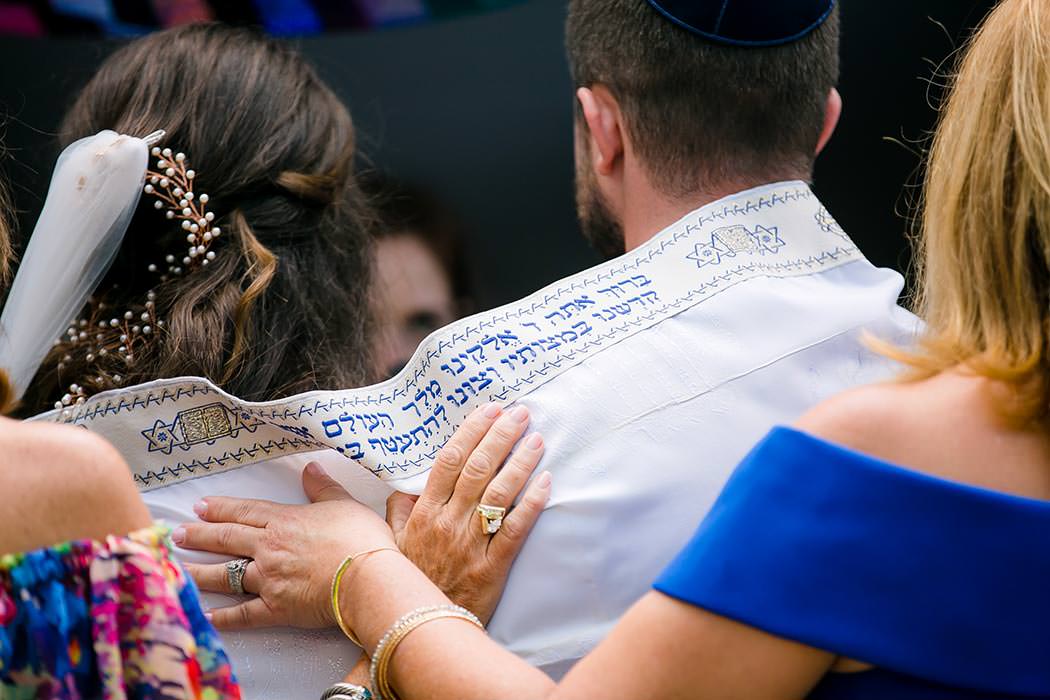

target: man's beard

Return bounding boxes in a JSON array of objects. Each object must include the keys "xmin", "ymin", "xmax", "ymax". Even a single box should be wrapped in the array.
[{"xmin": 575, "ymin": 154, "xmax": 625, "ymax": 260}]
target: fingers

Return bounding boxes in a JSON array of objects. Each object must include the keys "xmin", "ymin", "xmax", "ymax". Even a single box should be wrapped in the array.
[
  {"xmin": 206, "ymin": 597, "xmax": 280, "ymax": 631},
  {"xmin": 478, "ymin": 432, "xmax": 545, "ymax": 516},
  {"xmin": 448, "ymin": 405, "xmax": 531, "ymax": 514},
  {"xmin": 422, "ymin": 403, "xmax": 503, "ymax": 507},
  {"xmin": 302, "ymin": 461, "xmax": 352, "ymax": 503},
  {"xmin": 490, "ymin": 470, "xmax": 552, "ymax": 562},
  {"xmin": 184, "ymin": 560, "xmax": 262, "ymax": 596},
  {"xmin": 192, "ymin": 495, "xmax": 278, "ymax": 528},
  {"xmin": 386, "ymin": 491, "xmax": 418, "ymax": 539},
  {"xmin": 173, "ymin": 521, "xmax": 261, "ymax": 557}
]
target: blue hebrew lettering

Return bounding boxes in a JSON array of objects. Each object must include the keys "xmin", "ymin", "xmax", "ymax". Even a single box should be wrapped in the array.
[
  {"xmin": 402, "ymin": 401, "xmax": 421, "ymax": 418},
  {"xmin": 395, "ymin": 434, "xmax": 412, "ymax": 454},
  {"xmin": 341, "ymin": 442, "xmax": 364, "ymax": 459},
  {"xmin": 469, "ymin": 372, "xmax": 493, "ymax": 391},
  {"xmin": 278, "ymin": 424, "xmax": 312, "ymax": 440},
  {"xmin": 572, "ymin": 320, "xmax": 594, "ymax": 335},
  {"xmin": 322, "ymin": 418, "xmax": 343, "ymax": 438},
  {"xmin": 338, "ymin": 412, "xmax": 356, "ymax": 432},
  {"xmin": 544, "ymin": 310, "xmax": 568, "ymax": 322},
  {"xmin": 441, "ymin": 356, "xmax": 467, "ymax": 376}
]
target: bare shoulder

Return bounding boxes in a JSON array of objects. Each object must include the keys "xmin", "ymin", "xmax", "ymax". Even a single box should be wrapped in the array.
[
  {"xmin": 793, "ymin": 374, "xmax": 1050, "ymax": 500},
  {"xmin": 793, "ymin": 381, "xmax": 911, "ymax": 459},
  {"xmin": 0, "ymin": 418, "xmax": 150, "ymax": 554}
]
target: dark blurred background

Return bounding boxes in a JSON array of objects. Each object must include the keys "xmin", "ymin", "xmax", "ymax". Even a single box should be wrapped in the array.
[{"xmin": 0, "ymin": 0, "xmax": 998, "ymax": 308}]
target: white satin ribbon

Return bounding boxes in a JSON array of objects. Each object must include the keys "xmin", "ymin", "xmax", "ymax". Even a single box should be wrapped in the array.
[{"xmin": 0, "ymin": 130, "xmax": 163, "ymax": 399}]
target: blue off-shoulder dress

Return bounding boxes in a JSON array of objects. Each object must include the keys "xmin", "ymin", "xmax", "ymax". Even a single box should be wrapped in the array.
[{"xmin": 654, "ymin": 427, "xmax": 1050, "ymax": 699}]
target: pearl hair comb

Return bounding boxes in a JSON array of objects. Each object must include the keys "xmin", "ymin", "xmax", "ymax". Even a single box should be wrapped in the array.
[{"xmin": 51, "ymin": 132, "xmax": 223, "ymax": 414}]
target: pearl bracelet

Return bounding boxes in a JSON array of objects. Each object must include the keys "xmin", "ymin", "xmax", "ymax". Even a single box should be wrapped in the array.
[{"xmin": 369, "ymin": 604, "xmax": 483, "ymax": 700}]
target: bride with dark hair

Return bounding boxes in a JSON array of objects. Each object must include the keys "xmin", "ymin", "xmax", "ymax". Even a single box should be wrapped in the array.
[
  {"xmin": 0, "ymin": 23, "xmax": 386, "ymax": 697},
  {"xmin": 19, "ymin": 23, "xmax": 375, "ymax": 413}
]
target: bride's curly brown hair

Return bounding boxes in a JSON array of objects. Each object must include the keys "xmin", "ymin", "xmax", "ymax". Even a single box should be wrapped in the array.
[{"xmin": 19, "ymin": 23, "xmax": 376, "ymax": 414}]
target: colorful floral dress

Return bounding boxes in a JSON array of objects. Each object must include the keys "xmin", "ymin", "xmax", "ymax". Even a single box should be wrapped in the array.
[{"xmin": 0, "ymin": 525, "xmax": 240, "ymax": 699}]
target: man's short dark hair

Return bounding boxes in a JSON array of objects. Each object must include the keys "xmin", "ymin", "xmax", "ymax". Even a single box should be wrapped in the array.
[{"xmin": 566, "ymin": 0, "xmax": 840, "ymax": 198}]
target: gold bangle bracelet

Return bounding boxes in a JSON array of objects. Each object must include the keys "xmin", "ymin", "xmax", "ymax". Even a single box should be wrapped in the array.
[
  {"xmin": 369, "ymin": 605, "xmax": 483, "ymax": 700},
  {"xmin": 330, "ymin": 546, "xmax": 400, "ymax": 647}
]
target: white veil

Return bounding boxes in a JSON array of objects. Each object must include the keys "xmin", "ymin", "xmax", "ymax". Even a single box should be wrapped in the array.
[{"xmin": 0, "ymin": 130, "xmax": 163, "ymax": 400}]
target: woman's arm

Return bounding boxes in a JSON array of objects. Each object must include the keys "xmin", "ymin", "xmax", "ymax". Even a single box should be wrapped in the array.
[
  {"xmin": 179, "ymin": 403, "xmax": 834, "ymax": 699},
  {"xmin": 337, "ymin": 544, "xmax": 832, "ymax": 700},
  {"xmin": 0, "ymin": 418, "xmax": 151, "ymax": 555}
]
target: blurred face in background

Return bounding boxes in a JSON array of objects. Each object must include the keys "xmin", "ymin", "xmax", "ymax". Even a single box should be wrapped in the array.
[{"xmin": 371, "ymin": 232, "xmax": 459, "ymax": 379}]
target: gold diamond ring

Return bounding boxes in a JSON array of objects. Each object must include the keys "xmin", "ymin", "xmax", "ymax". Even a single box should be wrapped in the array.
[{"xmin": 476, "ymin": 504, "xmax": 507, "ymax": 535}]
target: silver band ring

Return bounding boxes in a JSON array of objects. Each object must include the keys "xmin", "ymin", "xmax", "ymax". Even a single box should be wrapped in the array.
[
  {"xmin": 225, "ymin": 557, "xmax": 252, "ymax": 595},
  {"xmin": 476, "ymin": 503, "xmax": 507, "ymax": 535}
]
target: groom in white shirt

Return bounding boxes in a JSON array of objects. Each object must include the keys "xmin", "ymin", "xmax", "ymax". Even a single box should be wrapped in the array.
[{"xmin": 74, "ymin": 0, "xmax": 916, "ymax": 693}]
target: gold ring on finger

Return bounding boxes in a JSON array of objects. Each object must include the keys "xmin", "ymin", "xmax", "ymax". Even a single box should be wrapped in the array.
[{"xmin": 476, "ymin": 504, "xmax": 507, "ymax": 535}]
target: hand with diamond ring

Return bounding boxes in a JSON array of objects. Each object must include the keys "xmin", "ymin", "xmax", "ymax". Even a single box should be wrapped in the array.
[
  {"xmin": 178, "ymin": 402, "xmax": 550, "ymax": 630},
  {"xmin": 385, "ymin": 402, "xmax": 550, "ymax": 625}
]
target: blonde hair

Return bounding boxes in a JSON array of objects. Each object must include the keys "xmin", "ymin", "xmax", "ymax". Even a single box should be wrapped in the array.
[{"xmin": 884, "ymin": 0, "xmax": 1050, "ymax": 421}]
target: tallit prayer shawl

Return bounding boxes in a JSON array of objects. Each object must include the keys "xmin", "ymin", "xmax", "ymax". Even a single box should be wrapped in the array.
[{"xmin": 34, "ymin": 181, "xmax": 918, "ymax": 696}]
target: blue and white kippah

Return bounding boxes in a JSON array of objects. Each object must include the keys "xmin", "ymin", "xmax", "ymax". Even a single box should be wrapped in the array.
[{"xmin": 645, "ymin": 0, "xmax": 835, "ymax": 47}]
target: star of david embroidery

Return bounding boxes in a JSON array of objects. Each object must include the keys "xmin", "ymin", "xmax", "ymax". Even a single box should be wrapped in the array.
[
  {"xmin": 686, "ymin": 235, "xmax": 730, "ymax": 268},
  {"xmin": 686, "ymin": 224, "xmax": 788, "ymax": 269},
  {"xmin": 752, "ymin": 225, "xmax": 785, "ymax": 254},
  {"xmin": 815, "ymin": 206, "xmax": 849, "ymax": 241},
  {"xmin": 142, "ymin": 419, "xmax": 179, "ymax": 454},
  {"xmin": 142, "ymin": 402, "xmax": 263, "ymax": 454}
]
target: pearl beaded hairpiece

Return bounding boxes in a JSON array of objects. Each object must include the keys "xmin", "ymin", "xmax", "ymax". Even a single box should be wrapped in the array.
[
  {"xmin": 52, "ymin": 136, "xmax": 222, "ymax": 413},
  {"xmin": 144, "ymin": 145, "xmax": 220, "ymax": 275}
]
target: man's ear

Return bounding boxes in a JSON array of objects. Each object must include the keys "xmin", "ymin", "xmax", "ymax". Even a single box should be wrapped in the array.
[
  {"xmin": 576, "ymin": 86, "xmax": 625, "ymax": 177},
  {"xmin": 815, "ymin": 87, "xmax": 842, "ymax": 156}
]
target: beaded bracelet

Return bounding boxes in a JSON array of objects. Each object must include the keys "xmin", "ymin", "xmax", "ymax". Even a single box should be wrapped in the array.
[
  {"xmin": 369, "ymin": 604, "xmax": 483, "ymax": 700},
  {"xmin": 331, "ymin": 547, "xmax": 400, "ymax": 647}
]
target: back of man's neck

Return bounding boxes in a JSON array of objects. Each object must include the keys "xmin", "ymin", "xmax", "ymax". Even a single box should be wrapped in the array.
[{"xmin": 622, "ymin": 177, "xmax": 801, "ymax": 252}]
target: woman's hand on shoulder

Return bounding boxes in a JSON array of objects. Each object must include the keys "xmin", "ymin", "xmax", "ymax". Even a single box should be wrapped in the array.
[
  {"xmin": 178, "ymin": 462, "xmax": 395, "ymax": 630},
  {"xmin": 387, "ymin": 403, "xmax": 551, "ymax": 625}
]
